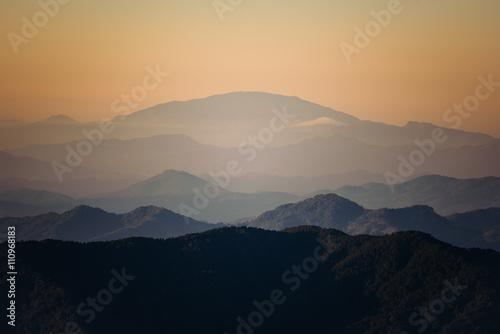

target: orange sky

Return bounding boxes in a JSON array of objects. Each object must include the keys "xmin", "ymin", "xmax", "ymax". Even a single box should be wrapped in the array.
[{"xmin": 1, "ymin": 0, "xmax": 499, "ymax": 137}]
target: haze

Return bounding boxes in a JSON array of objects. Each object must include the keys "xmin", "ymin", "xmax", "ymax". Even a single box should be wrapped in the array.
[{"xmin": 1, "ymin": 0, "xmax": 499, "ymax": 137}]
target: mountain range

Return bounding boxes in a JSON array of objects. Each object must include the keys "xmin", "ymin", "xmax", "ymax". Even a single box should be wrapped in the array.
[
  {"xmin": 0, "ymin": 205, "xmax": 219, "ymax": 242},
  {"xmin": 2, "ymin": 191, "xmax": 499, "ymax": 252},
  {"xmin": 2, "ymin": 92, "xmax": 499, "ymax": 198},
  {"xmin": 1, "ymin": 172, "xmax": 499, "ymax": 224},
  {"xmin": 1, "ymin": 226, "xmax": 499, "ymax": 333},
  {"xmin": 333, "ymin": 174, "xmax": 500, "ymax": 215},
  {"xmin": 244, "ymin": 193, "xmax": 500, "ymax": 251},
  {"xmin": 2, "ymin": 92, "xmax": 498, "ymax": 150},
  {"xmin": 1, "ymin": 91, "xmax": 499, "ymax": 333}
]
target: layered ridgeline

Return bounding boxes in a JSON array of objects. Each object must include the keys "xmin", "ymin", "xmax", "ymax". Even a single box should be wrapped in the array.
[
  {"xmin": 447, "ymin": 208, "xmax": 500, "ymax": 246},
  {"xmin": 0, "ymin": 170, "xmax": 300, "ymax": 222},
  {"xmin": 244, "ymin": 194, "xmax": 500, "ymax": 251},
  {"xmin": 1, "ymin": 172, "xmax": 499, "ymax": 224},
  {"xmin": 1, "ymin": 227, "xmax": 499, "ymax": 333},
  {"xmin": 1, "ymin": 92, "xmax": 497, "ymax": 150},
  {"xmin": 2, "ymin": 92, "xmax": 500, "ymax": 197},
  {"xmin": 0, "ymin": 205, "xmax": 220, "ymax": 242},
  {"xmin": 333, "ymin": 175, "xmax": 500, "ymax": 215},
  {"xmin": 2, "ymin": 192, "xmax": 499, "ymax": 252},
  {"xmin": 83, "ymin": 169, "xmax": 299, "ymax": 222}
]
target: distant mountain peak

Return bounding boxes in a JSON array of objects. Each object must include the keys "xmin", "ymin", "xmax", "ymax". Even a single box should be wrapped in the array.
[
  {"xmin": 246, "ymin": 193, "xmax": 365, "ymax": 230},
  {"xmin": 110, "ymin": 169, "xmax": 210, "ymax": 198},
  {"xmin": 404, "ymin": 121, "xmax": 437, "ymax": 129},
  {"xmin": 293, "ymin": 117, "xmax": 347, "ymax": 127},
  {"xmin": 44, "ymin": 115, "xmax": 78, "ymax": 124},
  {"xmin": 155, "ymin": 169, "xmax": 195, "ymax": 178},
  {"xmin": 126, "ymin": 205, "xmax": 169, "ymax": 217},
  {"xmin": 65, "ymin": 205, "xmax": 106, "ymax": 216}
]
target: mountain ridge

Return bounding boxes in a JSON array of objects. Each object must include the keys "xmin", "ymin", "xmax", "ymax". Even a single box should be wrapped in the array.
[
  {"xmin": 0, "ymin": 204, "xmax": 219, "ymax": 242},
  {"xmin": 2, "ymin": 226, "xmax": 499, "ymax": 333},
  {"xmin": 244, "ymin": 193, "xmax": 499, "ymax": 251}
]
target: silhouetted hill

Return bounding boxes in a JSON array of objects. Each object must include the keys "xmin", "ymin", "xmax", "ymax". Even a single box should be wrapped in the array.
[
  {"xmin": 349, "ymin": 206, "xmax": 484, "ymax": 249},
  {"xmin": 334, "ymin": 175, "xmax": 500, "ymax": 215},
  {"xmin": 447, "ymin": 208, "xmax": 500, "ymax": 245},
  {"xmin": 245, "ymin": 194, "xmax": 365, "ymax": 230},
  {"xmin": 447, "ymin": 207, "xmax": 500, "ymax": 230},
  {"xmin": 0, "ymin": 205, "xmax": 218, "ymax": 242},
  {"xmin": 245, "ymin": 194, "xmax": 498, "ymax": 251},
  {"xmin": 1, "ymin": 227, "xmax": 499, "ymax": 333}
]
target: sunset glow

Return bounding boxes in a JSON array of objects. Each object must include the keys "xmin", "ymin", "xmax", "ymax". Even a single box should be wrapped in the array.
[{"xmin": 1, "ymin": 0, "xmax": 499, "ymax": 136}]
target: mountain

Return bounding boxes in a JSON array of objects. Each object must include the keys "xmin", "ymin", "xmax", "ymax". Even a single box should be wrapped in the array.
[
  {"xmin": 84, "ymin": 169, "xmax": 300, "ymax": 222},
  {"xmin": 209, "ymin": 170, "xmax": 386, "ymax": 194},
  {"xmin": 7, "ymin": 134, "xmax": 229, "ymax": 179},
  {"xmin": 0, "ymin": 188, "xmax": 75, "ymax": 206},
  {"xmin": 8, "ymin": 131, "xmax": 500, "ymax": 193},
  {"xmin": 0, "ymin": 151, "xmax": 55, "ymax": 181},
  {"xmin": 0, "ymin": 116, "xmax": 85, "ymax": 150},
  {"xmin": 44, "ymin": 115, "xmax": 79, "ymax": 124},
  {"xmin": 447, "ymin": 208, "xmax": 500, "ymax": 230},
  {"xmin": 7, "ymin": 131, "xmax": 500, "ymax": 193},
  {"xmin": 0, "ymin": 119, "xmax": 28, "ymax": 128},
  {"xmin": 0, "ymin": 205, "xmax": 219, "ymax": 242},
  {"xmin": 0, "ymin": 189, "xmax": 76, "ymax": 217},
  {"xmin": 244, "ymin": 194, "xmax": 365, "ymax": 230},
  {"xmin": 0, "ymin": 91, "xmax": 357, "ymax": 150},
  {"xmin": 447, "ymin": 208, "xmax": 500, "ymax": 245},
  {"xmin": 334, "ymin": 175, "xmax": 500, "ymax": 215},
  {"xmin": 0, "ymin": 177, "xmax": 141, "ymax": 198},
  {"xmin": 112, "ymin": 91, "xmax": 360, "ymax": 148},
  {"xmin": 1, "ymin": 226, "xmax": 499, "ymax": 333},
  {"xmin": 108, "ymin": 169, "xmax": 220, "ymax": 197},
  {"xmin": 2, "ymin": 92, "xmax": 500, "ymax": 198},
  {"xmin": 114, "ymin": 91, "xmax": 498, "ymax": 148},
  {"xmin": 338, "ymin": 119, "xmax": 498, "ymax": 148},
  {"xmin": 0, "ymin": 170, "xmax": 301, "ymax": 222},
  {"xmin": 0, "ymin": 151, "xmax": 141, "ymax": 197},
  {"xmin": 0, "ymin": 200, "xmax": 51, "ymax": 218},
  {"xmin": 245, "ymin": 194, "xmax": 497, "ymax": 251},
  {"xmin": 2, "ymin": 91, "xmax": 498, "ymax": 151},
  {"xmin": 347, "ymin": 206, "xmax": 484, "ymax": 249}
]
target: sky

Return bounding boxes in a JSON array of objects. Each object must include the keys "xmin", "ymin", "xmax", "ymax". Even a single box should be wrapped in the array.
[{"xmin": 1, "ymin": 0, "xmax": 499, "ymax": 137}]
